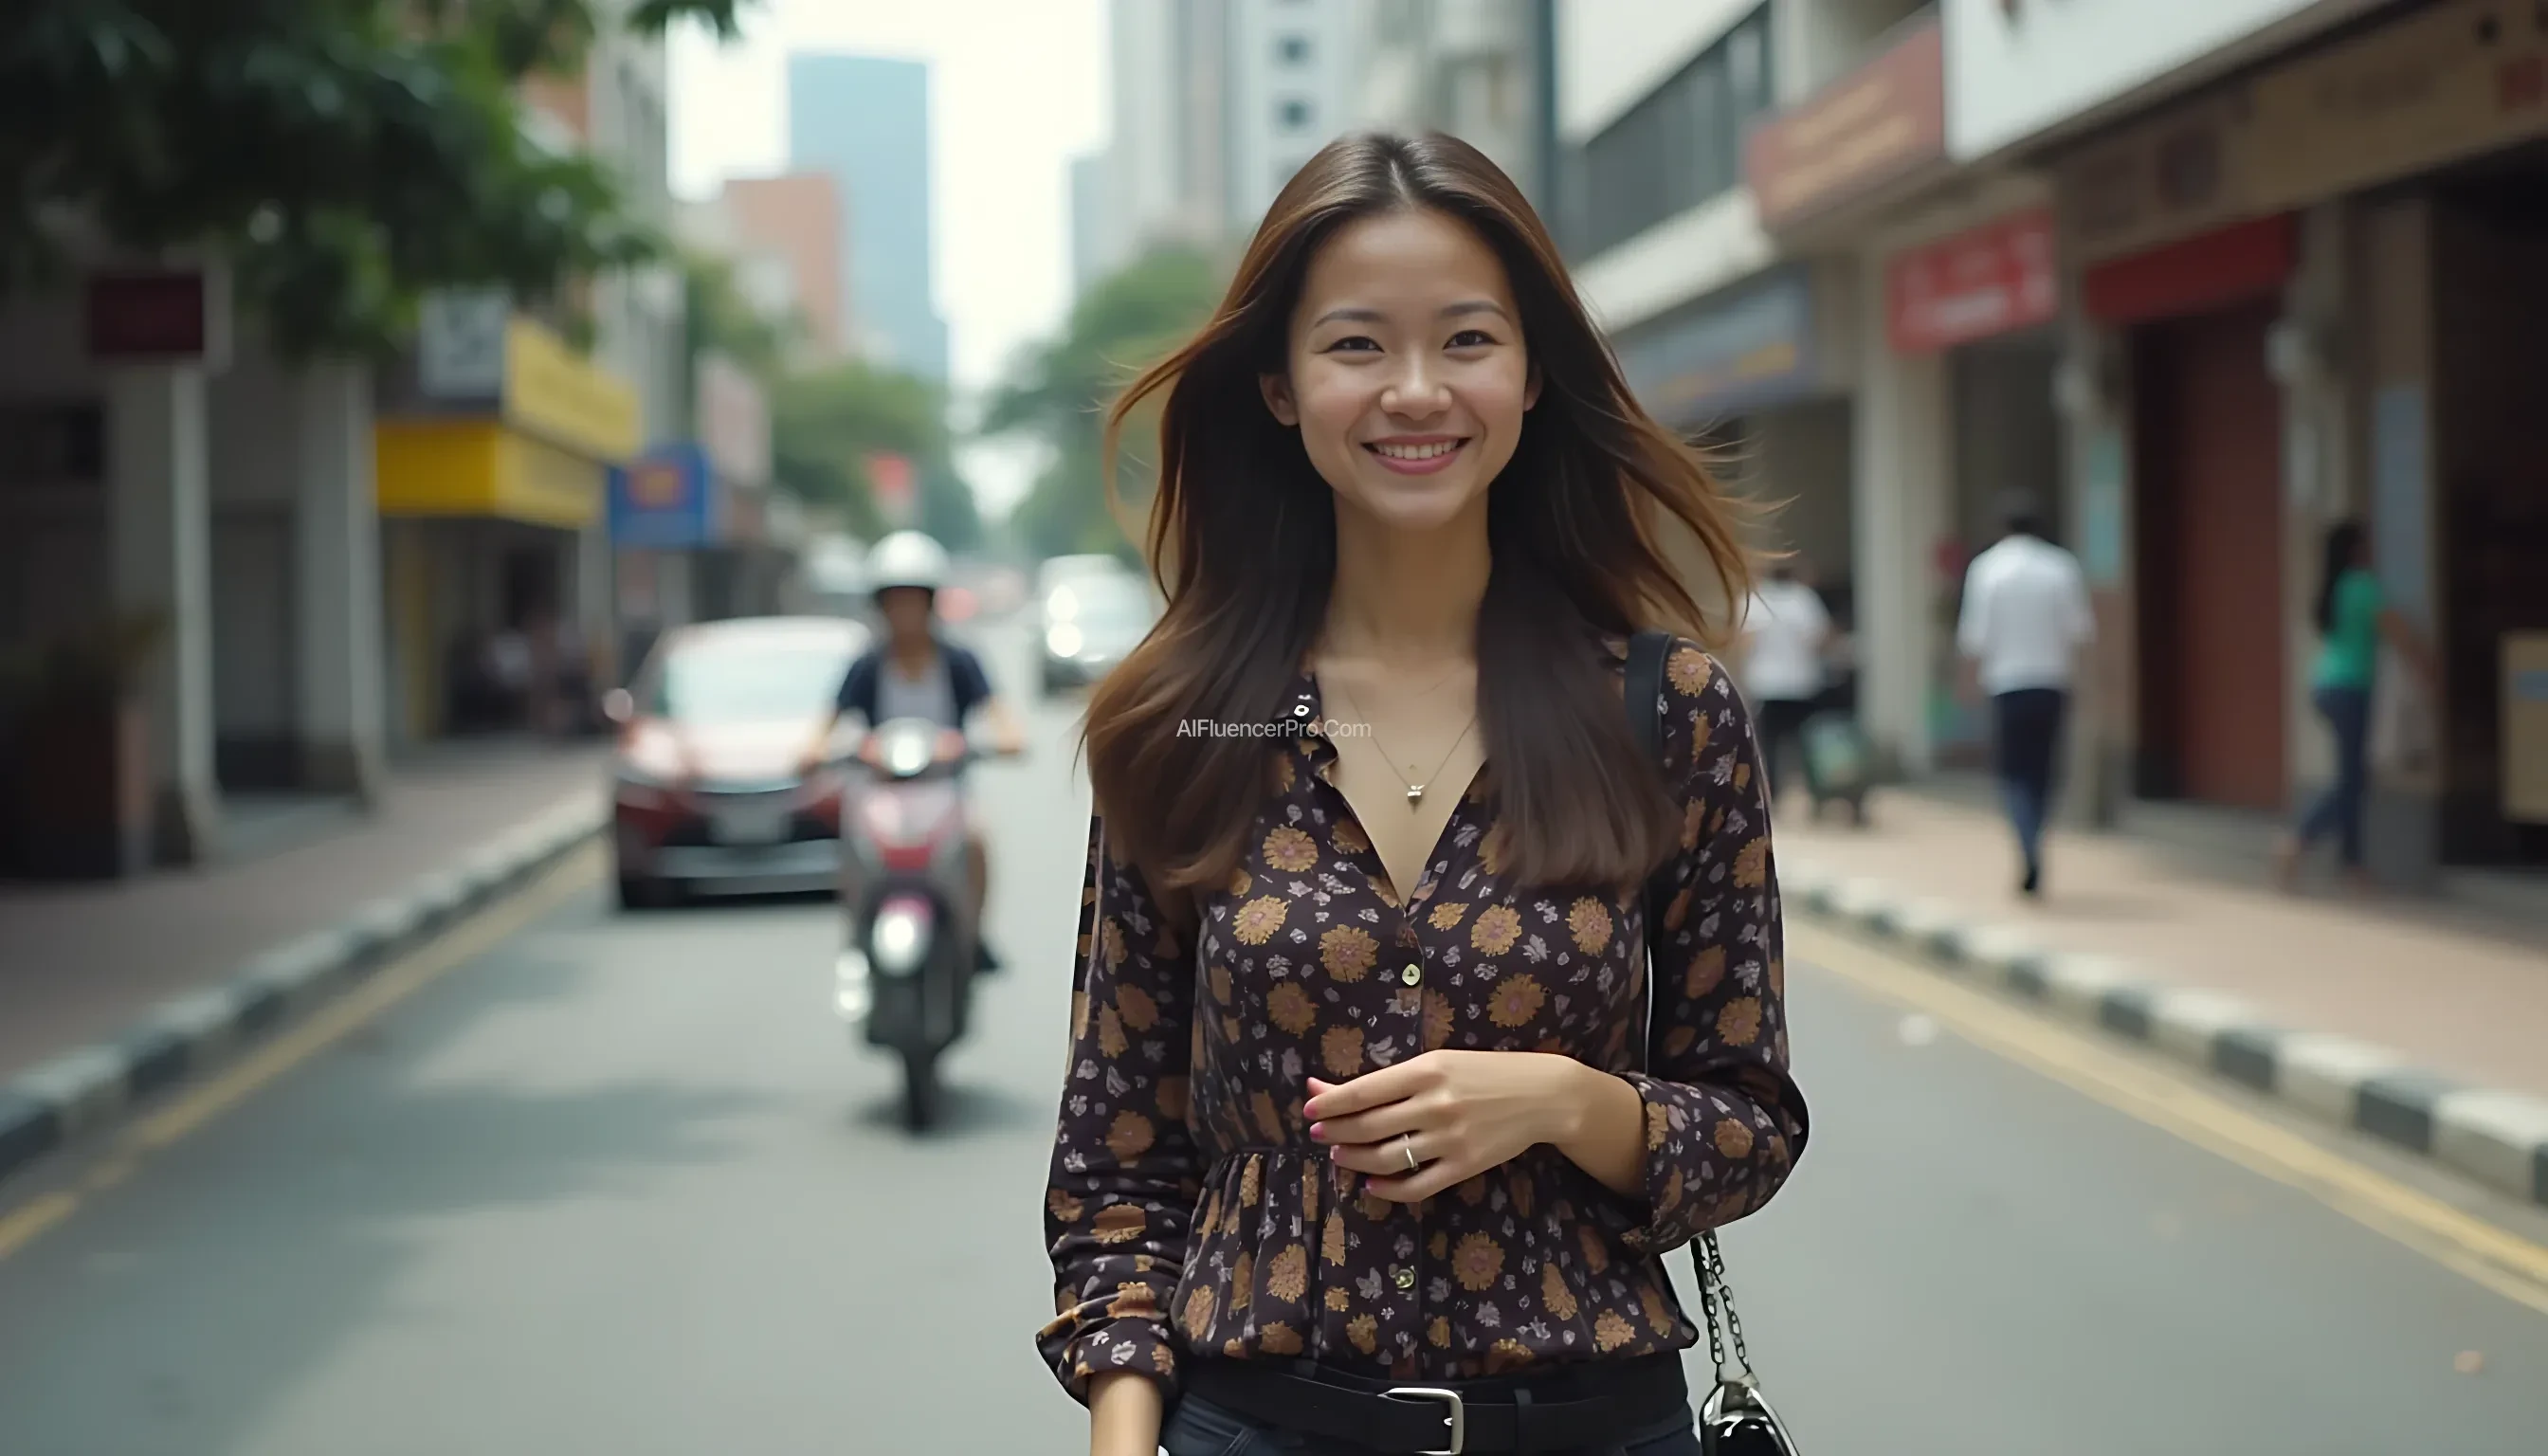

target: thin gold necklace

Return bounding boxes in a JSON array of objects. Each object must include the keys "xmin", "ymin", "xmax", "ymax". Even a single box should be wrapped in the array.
[{"xmin": 1322, "ymin": 674, "xmax": 1477, "ymax": 807}]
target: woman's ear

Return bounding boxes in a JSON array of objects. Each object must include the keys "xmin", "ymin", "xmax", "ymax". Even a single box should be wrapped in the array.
[
  {"xmin": 1523, "ymin": 360, "xmax": 1543, "ymax": 411},
  {"xmin": 1260, "ymin": 373, "xmax": 1301, "ymax": 428}
]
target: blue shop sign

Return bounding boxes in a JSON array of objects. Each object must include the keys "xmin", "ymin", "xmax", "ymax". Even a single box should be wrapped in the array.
[
  {"xmin": 609, "ymin": 441, "xmax": 719, "ymax": 549},
  {"xmin": 1615, "ymin": 267, "xmax": 1819, "ymax": 427}
]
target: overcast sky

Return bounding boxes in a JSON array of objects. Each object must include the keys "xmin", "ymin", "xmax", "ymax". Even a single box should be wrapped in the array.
[{"xmin": 666, "ymin": 0, "xmax": 1110, "ymax": 519}]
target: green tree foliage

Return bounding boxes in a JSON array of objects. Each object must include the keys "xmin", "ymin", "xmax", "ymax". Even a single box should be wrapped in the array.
[
  {"xmin": 980, "ymin": 245, "xmax": 1226, "ymax": 562},
  {"xmin": 1, "ymin": 0, "xmax": 753, "ymax": 360},
  {"xmin": 679, "ymin": 246, "xmax": 797, "ymax": 385},
  {"xmin": 770, "ymin": 360, "xmax": 979, "ymax": 553}
]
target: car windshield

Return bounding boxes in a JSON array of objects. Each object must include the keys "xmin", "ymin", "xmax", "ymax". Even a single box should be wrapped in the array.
[
  {"xmin": 1071, "ymin": 581, "xmax": 1152, "ymax": 627},
  {"xmin": 647, "ymin": 638, "xmax": 852, "ymax": 723}
]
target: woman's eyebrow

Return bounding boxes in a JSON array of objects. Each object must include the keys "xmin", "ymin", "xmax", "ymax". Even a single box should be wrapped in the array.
[{"xmin": 1311, "ymin": 300, "xmax": 1512, "ymax": 328}]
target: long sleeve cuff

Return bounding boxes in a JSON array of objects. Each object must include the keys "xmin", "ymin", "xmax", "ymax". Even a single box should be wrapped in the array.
[
  {"xmin": 1038, "ymin": 1285, "xmax": 1183, "ymax": 1403},
  {"xmin": 1605, "ymin": 1067, "xmax": 1802, "ymax": 1257}
]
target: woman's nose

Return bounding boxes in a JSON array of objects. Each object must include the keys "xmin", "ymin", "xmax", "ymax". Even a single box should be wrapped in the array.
[{"xmin": 1381, "ymin": 361, "xmax": 1451, "ymax": 414}]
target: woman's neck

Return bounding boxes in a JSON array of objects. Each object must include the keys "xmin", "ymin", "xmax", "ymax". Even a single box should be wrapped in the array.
[{"xmin": 1320, "ymin": 498, "xmax": 1490, "ymax": 668}]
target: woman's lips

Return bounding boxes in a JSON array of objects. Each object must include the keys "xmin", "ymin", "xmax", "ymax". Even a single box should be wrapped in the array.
[{"xmin": 1363, "ymin": 438, "xmax": 1469, "ymax": 476}]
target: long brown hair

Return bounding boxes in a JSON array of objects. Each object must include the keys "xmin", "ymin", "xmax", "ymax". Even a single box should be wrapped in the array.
[{"xmin": 1083, "ymin": 131, "xmax": 1758, "ymax": 914}]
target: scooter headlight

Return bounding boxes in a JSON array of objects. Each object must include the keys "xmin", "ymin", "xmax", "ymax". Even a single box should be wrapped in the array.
[{"xmin": 870, "ymin": 902, "xmax": 932, "ymax": 976}]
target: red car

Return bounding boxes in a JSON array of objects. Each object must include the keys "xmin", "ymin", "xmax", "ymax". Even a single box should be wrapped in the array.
[{"xmin": 603, "ymin": 615, "xmax": 873, "ymax": 909}]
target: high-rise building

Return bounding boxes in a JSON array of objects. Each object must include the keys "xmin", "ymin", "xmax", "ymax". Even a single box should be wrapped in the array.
[
  {"xmin": 1347, "ymin": 0, "xmax": 1554, "ymax": 208},
  {"xmin": 1069, "ymin": 152, "xmax": 1107, "ymax": 295},
  {"xmin": 1087, "ymin": 0, "xmax": 1375, "ymax": 280},
  {"xmin": 1222, "ymin": 0, "xmax": 1362, "ymax": 230},
  {"xmin": 787, "ymin": 54, "xmax": 950, "ymax": 382},
  {"xmin": 715, "ymin": 173, "xmax": 850, "ymax": 361}
]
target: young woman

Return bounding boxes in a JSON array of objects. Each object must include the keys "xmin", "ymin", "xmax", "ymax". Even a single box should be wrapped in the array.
[
  {"xmin": 2273, "ymin": 519, "xmax": 2435, "ymax": 893},
  {"xmin": 1038, "ymin": 133, "xmax": 1810, "ymax": 1456}
]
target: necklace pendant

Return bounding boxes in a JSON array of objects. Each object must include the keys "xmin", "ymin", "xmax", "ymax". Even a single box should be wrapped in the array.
[{"xmin": 1406, "ymin": 785, "xmax": 1425, "ymax": 805}]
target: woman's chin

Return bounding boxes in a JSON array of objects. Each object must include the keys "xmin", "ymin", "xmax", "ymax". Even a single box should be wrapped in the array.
[{"xmin": 1341, "ymin": 472, "xmax": 1486, "ymax": 536}]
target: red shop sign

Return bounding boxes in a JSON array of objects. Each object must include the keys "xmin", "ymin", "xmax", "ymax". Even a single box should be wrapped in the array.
[
  {"xmin": 1885, "ymin": 208, "xmax": 2058, "ymax": 355},
  {"xmin": 86, "ymin": 271, "xmax": 212, "ymax": 362}
]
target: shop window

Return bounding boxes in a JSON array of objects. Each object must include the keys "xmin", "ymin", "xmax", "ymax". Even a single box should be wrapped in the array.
[{"xmin": 1571, "ymin": 5, "xmax": 1774, "ymax": 259}]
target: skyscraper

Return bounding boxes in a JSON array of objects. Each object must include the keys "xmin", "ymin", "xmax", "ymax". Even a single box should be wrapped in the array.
[
  {"xmin": 1068, "ymin": 152, "xmax": 1106, "ymax": 296},
  {"xmin": 715, "ymin": 173, "xmax": 849, "ymax": 360},
  {"xmin": 1088, "ymin": 0, "xmax": 1363, "ymax": 277},
  {"xmin": 787, "ymin": 54, "xmax": 950, "ymax": 382}
]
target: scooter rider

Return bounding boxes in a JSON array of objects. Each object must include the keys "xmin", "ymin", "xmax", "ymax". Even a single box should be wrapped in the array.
[{"xmin": 805, "ymin": 530, "xmax": 1028, "ymax": 967}]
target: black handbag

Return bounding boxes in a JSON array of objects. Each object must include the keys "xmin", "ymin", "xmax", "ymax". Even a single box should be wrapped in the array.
[{"xmin": 1624, "ymin": 630, "xmax": 1805, "ymax": 1456}]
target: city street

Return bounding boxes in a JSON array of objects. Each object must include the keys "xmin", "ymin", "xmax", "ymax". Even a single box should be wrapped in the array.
[{"xmin": 0, "ymin": 630, "xmax": 2543, "ymax": 1456}]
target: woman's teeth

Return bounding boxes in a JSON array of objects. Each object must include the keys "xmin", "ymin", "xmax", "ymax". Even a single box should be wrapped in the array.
[{"xmin": 1369, "ymin": 440, "xmax": 1462, "ymax": 460}]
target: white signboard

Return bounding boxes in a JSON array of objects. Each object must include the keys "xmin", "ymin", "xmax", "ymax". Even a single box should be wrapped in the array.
[
  {"xmin": 417, "ymin": 288, "xmax": 510, "ymax": 399},
  {"xmin": 1943, "ymin": 0, "xmax": 2381, "ymax": 162}
]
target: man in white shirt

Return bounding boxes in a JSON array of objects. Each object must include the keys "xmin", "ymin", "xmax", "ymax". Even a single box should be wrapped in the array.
[
  {"xmin": 1738, "ymin": 563, "xmax": 1833, "ymax": 809},
  {"xmin": 1956, "ymin": 496, "xmax": 2095, "ymax": 896}
]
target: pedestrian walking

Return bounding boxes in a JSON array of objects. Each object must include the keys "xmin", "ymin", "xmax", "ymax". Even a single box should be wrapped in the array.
[
  {"xmin": 1956, "ymin": 494, "xmax": 2093, "ymax": 897},
  {"xmin": 2271, "ymin": 519, "xmax": 2436, "ymax": 894},
  {"xmin": 1039, "ymin": 134, "xmax": 1811, "ymax": 1456},
  {"xmin": 1738, "ymin": 561, "xmax": 1833, "ymax": 811}
]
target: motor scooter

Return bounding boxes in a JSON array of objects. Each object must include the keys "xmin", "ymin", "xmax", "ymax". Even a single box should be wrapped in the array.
[{"xmin": 829, "ymin": 717, "xmax": 1017, "ymax": 1132}]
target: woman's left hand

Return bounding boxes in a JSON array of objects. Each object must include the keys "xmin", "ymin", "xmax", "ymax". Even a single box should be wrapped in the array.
[{"xmin": 1306, "ymin": 1051, "xmax": 1591, "ymax": 1203}]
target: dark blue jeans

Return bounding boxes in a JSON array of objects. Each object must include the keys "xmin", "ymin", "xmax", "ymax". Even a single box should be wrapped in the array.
[
  {"xmin": 1992, "ymin": 688, "xmax": 2067, "ymax": 876},
  {"xmin": 1159, "ymin": 1391, "xmax": 1702, "ymax": 1456},
  {"xmin": 2294, "ymin": 683, "xmax": 2373, "ymax": 867}
]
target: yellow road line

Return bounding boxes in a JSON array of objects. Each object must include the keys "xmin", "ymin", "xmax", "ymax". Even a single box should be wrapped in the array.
[
  {"xmin": 0, "ymin": 844, "xmax": 604, "ymax": 1264},
  {"xmin": 0, "ymin": 1192, "xmax": 78, "ymax": 1259},
  {"xmin": 1793, "ymin": 920, "xmax": 2548, "ymax": 1319}
]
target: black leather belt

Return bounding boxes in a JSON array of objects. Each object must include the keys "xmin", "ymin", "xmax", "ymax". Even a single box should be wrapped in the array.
[{"xmin": 1183, "ymin": 1352, "xmax": 1689, "ymax": 1455}]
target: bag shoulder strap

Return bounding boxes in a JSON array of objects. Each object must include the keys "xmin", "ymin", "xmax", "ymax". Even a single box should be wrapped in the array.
[{"xmin": 1623, "ymin": 629, "xmax": 1677, "ymax": 1101}]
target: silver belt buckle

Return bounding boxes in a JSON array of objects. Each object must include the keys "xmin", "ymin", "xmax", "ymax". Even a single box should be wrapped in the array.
[{"xmin": 1382, "ymin": 1386, "xmax": 1465, "ymax": 1456}]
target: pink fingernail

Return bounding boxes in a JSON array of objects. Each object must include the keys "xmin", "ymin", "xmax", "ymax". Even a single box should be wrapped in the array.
[{"xmin": 1309, "ymin": 1123, "xmax": 1326, "ymax": 1140}]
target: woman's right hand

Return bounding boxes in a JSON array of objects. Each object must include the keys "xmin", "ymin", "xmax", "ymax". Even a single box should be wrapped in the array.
[{"xmin": 1088, "ymin": 1371, "xmax": 1165, "ymax": 1456}]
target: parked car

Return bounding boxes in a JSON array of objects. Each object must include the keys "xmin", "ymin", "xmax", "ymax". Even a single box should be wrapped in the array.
[
  {"xmin": 1040, "ymin": 571, "xmax": 1159, "ymax": 695},
  {"xmin": 604, "ymin": 615, "xmax": 870, "ymax": 909},
  {"xmin": 1034, "ymin": 553, "xmax": 1131, "ymax": 603}
]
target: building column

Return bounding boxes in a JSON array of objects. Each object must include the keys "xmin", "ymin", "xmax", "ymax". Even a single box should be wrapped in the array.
[
  {"xmin": 108, "ymin": 363, "xmax": 219, "ymax": 864},
  {"xmin": 293, "ymin": 360, "xmax": 387, "ymax": 802},
  {"xmin": 1852, "ymin": 262, "xmax": 1952, "ymax": 778},
  {"xmin": 2057, "ymin": 319, "xmax": 2134, "ymax": 830},
  {"xmin": 2355, "ymin": 195, "xmax": 2446, "ymax": 890},
  {"xmin": 573, "ymin": 521, "xmax": 616, "ymax": 691}
]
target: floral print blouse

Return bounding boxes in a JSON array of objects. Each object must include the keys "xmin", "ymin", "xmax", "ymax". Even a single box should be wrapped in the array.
[{"xmin": 1038, "ymin": 638, "xmax": 1808, "ymax": 1400}]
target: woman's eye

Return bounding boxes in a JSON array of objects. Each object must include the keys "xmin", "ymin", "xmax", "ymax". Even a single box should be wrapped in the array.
[
  {"xmin": 1447, "ymin": 330, "xmax": 1497, "ymax": 349},
  {"xmin": 1322, "ymin": 336, "xmax": 1381, "ymax": 354}
]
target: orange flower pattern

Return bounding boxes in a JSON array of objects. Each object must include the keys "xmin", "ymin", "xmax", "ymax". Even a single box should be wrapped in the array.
[{"xmin": 1039, "ymin": 640, "xmax": 1807, "ymax": 1400}]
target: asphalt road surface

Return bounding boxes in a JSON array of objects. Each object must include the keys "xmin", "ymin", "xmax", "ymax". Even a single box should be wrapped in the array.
[{"xmin": 1, "ymin": 624, "xmax": 2542, "ymax": 1456}]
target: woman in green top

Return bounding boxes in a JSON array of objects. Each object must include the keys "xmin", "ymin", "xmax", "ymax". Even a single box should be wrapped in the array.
[{"xmin": 2274, "ymin": 520, "xmax": 2434, "ymax": 891}]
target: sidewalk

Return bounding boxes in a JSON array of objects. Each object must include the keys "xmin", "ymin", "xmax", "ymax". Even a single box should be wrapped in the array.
[
  {"xmin": 0, "ymin": 741, "xmax": 609, "ymax": 1083},
  {"xmin": 1775, "ymin": 788, "xmax": 2548, "ymax": 1206}
]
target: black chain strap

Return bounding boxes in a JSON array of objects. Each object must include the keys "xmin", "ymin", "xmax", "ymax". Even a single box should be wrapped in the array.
[{"xmin": 1693, "ymin": 1230, "xmax": 1754, "ymax": 1384}]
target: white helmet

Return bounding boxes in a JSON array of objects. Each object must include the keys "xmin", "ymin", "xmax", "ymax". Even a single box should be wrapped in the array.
[{"xmin": 865, "ymin": 530, "xmax": 950, "ymax": 594}]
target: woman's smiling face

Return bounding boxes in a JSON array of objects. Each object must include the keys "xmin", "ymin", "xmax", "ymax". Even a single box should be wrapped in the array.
[{"xmin": 1261, "ymin": 206, "xmax": 1539, "ymax": 535}]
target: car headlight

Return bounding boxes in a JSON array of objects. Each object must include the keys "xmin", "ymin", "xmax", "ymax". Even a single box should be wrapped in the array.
[{"xmin": 615, "ymin": 725, "xmax": 686, "ymax": 787}]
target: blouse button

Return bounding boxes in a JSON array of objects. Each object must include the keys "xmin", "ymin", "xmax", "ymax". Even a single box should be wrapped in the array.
[
  {"xmin": 1400, "ymin": 963, "xmax": 1422, "ymax": 986},
  {"xmin": 1393, "ymin": 1266, "xmax": 1416, "ymax": 1291}
]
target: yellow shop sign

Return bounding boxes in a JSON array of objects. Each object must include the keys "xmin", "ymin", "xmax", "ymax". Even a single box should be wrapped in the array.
[
  {"xmin": 502, "ymin": 318, "xmax": 641, "ymax": 463},
  {"xmin": 374, "ymin": 420, "xmax": 606, "ymax": 530}
]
